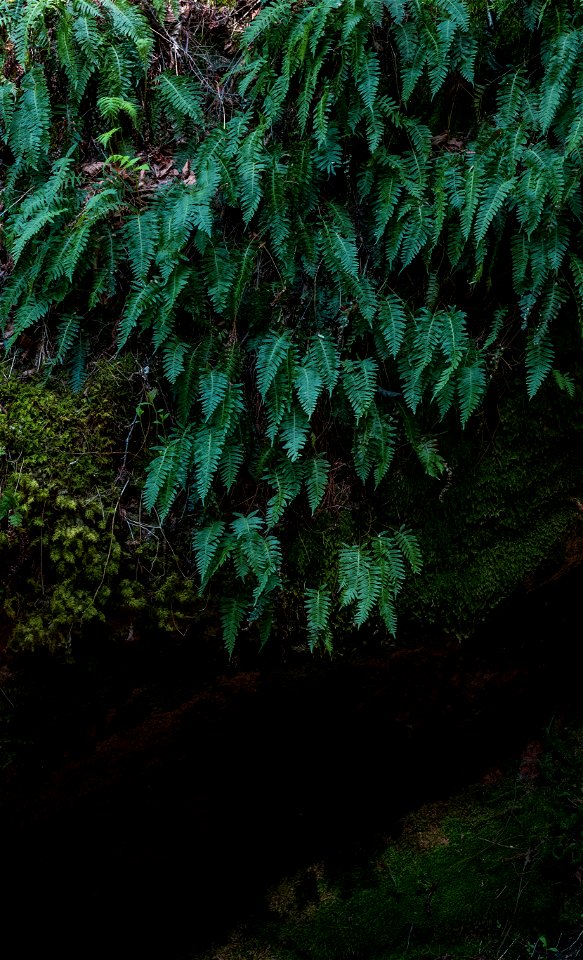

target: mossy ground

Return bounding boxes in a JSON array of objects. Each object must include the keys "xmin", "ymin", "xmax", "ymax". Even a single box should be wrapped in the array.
[{"xmin": 200, "ymin": 717, "xmax": 583, "ymax": 960}]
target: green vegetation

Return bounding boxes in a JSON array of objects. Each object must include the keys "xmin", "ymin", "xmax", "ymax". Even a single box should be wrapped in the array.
[
  {"xmin": 0, "ymin": 358, "xmax": 202, "ymax": 653},
  {"xmin": 1, "ymin": 0, "xmax": 582, "ymax": 653},
  {"xmin": 201, "ymin": 720, "xmax": 583, "ymax": 960}
]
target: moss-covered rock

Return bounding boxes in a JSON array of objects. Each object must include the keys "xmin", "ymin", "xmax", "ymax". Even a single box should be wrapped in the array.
[{"xmin": 0, "ymin": 357, "xmax": 202, "ymax": 654}]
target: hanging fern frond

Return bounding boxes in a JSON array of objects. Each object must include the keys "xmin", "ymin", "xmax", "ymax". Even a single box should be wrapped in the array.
[
  {"xmin": 526, "ymin": 326, "xmax": 555, "ymax": 398},
  {"xmin": 279, "ymin": 404, "xmax": 310, "ymax": 462},
  {"xmin": 304, "ymin": 585, "xmax": 332, "ymax": 651},
  {"xmin": 294, "ymin": 363, "xmax": 324, "ymax": 418},
  {"xmin": 304, "ymin": 454, "xmax": 330, "ymax": 513},
  {"xmin": 342, "ymin": 358, "xmax": 378, "ymax": 422},
  {"xmin": 256, "ymin": 330, "xmax": 293, "ymax": 400},
  {"xmin": 220, "ymin": 595, "xmax": 248, "ymax": 657},
  {"xmin": 193, "ymin": 520, "xmax": 228, "ymax": 591}
]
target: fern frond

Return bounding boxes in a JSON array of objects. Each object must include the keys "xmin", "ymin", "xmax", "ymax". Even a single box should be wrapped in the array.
[
  {"xmin": 342, "ymin": 358, "xmax": 378, "ymax": 422},
  {"xmin": 304, "ymin": 585, "xmax": 332, "ymax": 651},
  {"xmin": 11, "ymin": 66, "xmax": 51, "ymax": 169},
  {"xmin": 54, "ymin": 314, "xmax": 81, "ymax": 365},
  {"xmin": 143, "ymin": 429, "xmax": 194, "ymax": 519},
  {"xmin": 308, "ymin": 334, "xmax": 341, "ymax": 395},
  {"xmin": 378, "ymin": 293, "xmax": 407, "ymax": 358},
  {"xmin": 526, "ymin": 326, "xmax": 554, "ymax": 398},
  {"xmin": 193, "ymin": 520, "xmax": 227, "ymax": 591},
  {"xmin": 237, "ymin": 124, "xmax": 269, "ymax": 224},
  {"xmin": 193, "ymin": 424, "xmax": 226, "ymax": 503},
  {"xmin": 294, "ymin": 363, "xmax": 323, "ymax": 418},
  {"xmin": 264, "ymin": 458, "xmax": 302, "ymax": 527},
  {"xmin": 552, "ymin": 369, "xmax": 575, "ymax": 398},
  {"xmin": 304, "ymin": 454, "xmax": 330, "ymax": 513},
  {"xmin": 124, "ymin": 209, "xmax": 159, "ymax": 281},
  {"xmin": 474, "ymin": 178, "xmax": 517, "ymax": 246},
  {"xmin": 256, "ymin": 330, "xmax": 292, "ymax": 399},
  {"xmin": 457, "ymin": 358, "xmax": 486, "ymax": 426},
  {"xmin": 198, "ymin": 369, "xmax": 230, "ymax": 422},
  {"xmin": 162, "ymin": 337, "xmax": 188, "ymax": 385},
  {"xmin": 156, "ymin": 72, "xmax": 203, "ymax": 127},
  {"xmin": 393, "ymin": 526, "xmax": 423, "ymax": 574},
  {"xmin": 219, "ymin": 440, "xmax": 245, "ymax": 492},
  {"xmin": 220, "ymin": 595, "xmax": 248, "ymax": 656},
  {"xmin": 279, "ymin": 405, "xmax": 310, "ymax": 462}
]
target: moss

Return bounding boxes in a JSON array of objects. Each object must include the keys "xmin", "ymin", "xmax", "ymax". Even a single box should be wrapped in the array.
[
  {"xmin": 395, "ymin": 376, "xmax": 583, "ymax": 637},
  {"xmin": 203, "ymin": 720, "xmax": 583, "ymax": 960},
  {"xmin": 0, "ymin": 357, "xmax": 204, "ymax": 654}
]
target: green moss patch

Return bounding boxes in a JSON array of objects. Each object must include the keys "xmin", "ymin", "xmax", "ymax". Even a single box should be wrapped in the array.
[{"xmin": 202, "ymin": 720, "xmax": 583, "ymax": 960}]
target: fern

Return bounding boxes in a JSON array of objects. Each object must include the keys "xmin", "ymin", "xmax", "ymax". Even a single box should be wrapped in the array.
[
  {"xmin": 256, "ymin": 330, "xmax": 293, "ymax": 399},
  {"xmin": 294, "ymin": 363, "xmax": 323, "ymax": 418},
  {"xmin": 308, "ymin": 334, "xmax": 341, "ymax": 395},
  {"xmin": 162, "ymin": 338, "xmax": 188, "ymax": 385},
  {"xmin": 156, "ymin": 72, "xmax": 203, "ymax": 128},
  {"xmin": 11, "ymin": 66, "xmax": 51, "ymax": 169},
  {"xmin": 526, "ymin": 327, "xmax": 555, "ymax": 398},
  {"xmin": 237, "ymin": 124, "xmax": 269, "ymax": 225},
  {"xmin": 193, "ymin": 424, "xmax": 227, "ymax": 503},
  {"xmin": 304, "ymin": 585, "xmax": 332, "ymax": 651},
  {"xmin": 304, "ymin": 454, "xmax": 330, "ymax": 513},
  {"xmin": 474, "ymin": 178, "xmax": 517, "ymax": 246},
  {"xmin": 457, "ymin": 357, "xmax": 487, "ymax": 426},
  {"xmin": 198, "ymin": 369, "xmax": 230, "ymax": 422},
  {"xmin": 143, "ymin": 429, "xmax": 194, "ymax": 520},
  {"xmin": 54, "ymin": 314, "xmax": 81, "ymax": 365},
  {"xmin": 124, "ymin": 210, "xmax": 159, "ymax": 281},
  {"xmin": 2, "ymin": 0, "xmax": 581, "ymax": 654},
  {"xmin": 264, "ymin": 458, "xmax": 302, "ymax": 527},
  {"xmin": 342, "ymin": 358, "xmax": 378, "ymax": 422},
  {"xmin": 279, "ymin": 405, "xmax": 310, "ymax": 462},
  {"xmin": 193, "ymin": 520, "xmax": 227, "ymax": 591},
  {"xmin": 220, "ymin": 595, "xmax": 248, "ymax": 656}
]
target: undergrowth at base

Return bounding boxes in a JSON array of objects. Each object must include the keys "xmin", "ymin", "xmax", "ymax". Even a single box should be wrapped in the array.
[{"xmin": 200, "ymin": 717, "xmax": 583, "ymax": 960}]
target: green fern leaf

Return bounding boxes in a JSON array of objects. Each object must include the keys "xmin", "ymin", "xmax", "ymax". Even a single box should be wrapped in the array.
[
  {"xmin": 552, "ymin": 369, "xmax": 576, "ymax": 398},
  {"xmin": 393, "ymin": 526, "xmax": 423, "ymax": 574},
  {"xmin": 457, "ymin": 358, "xmax": 486, "ymax": 425},
  {"xmin": 279, "ymin": 405, "xmax": 310, "ymax": 461},
  {"xmin": 157, "ymin": 72, "xmax": 203, "ymax": 126},
  {"xmin": 12, "ymin": 65, "xmax": 51, "ymax": 168},
  {"xmin": 162, "ymin": 338, "xmax": 188, "ymax": 385},
  {"xmin": 237, "ymin": 124, "xmax": 269, "ymax": 224},
  {"xmin": 304, "ymin": 585, "xmax": 332, "ymax": 651},
  {"xmin": 294, "ymin": 363, "xmax": 323, "ymax": 417},
  {"xmin": 526, "ymin": 327, "xmax": 554, "ymax": 398},
  {"xmin": 256, "ymin": 330, "xmax": 292, "ymax": 400},
  {"xmin": 193, "ymin": 424, "xmax": 226, "ymax": 503},
  {"xmin": 219, "ymin": 440, "xmax": 245, "ymax": 492},
  {"xmin": 342, "ymin": 358, "xmax": 378, "ymax": 421},
  {"xmin": 356, "ymin": 50, "xmax": 381, "ymax": 114},
  {"xmin": 474, "ymin": 178, "xmax": 516, "ymax": 246},
  {"xmin": 264, "ymin": 458, "xmax": 302, "ymax": 527},
  {"xmin": 124, "ymin": 210, "xmax": 159, "ymax": 281},
  {"xmin": 378, "ymin": 293, "xmax": 407, "ymax": 357},
  {"xmin": 143, "ymin": 430, "xmax": 193, "ymax": 519},
  {"xmin": 54, "ymin": 314, "xmax": 81, "ymax": 365},
  {"xmin": 308, "ymin": 334, "xmax": 341, "ymax": 394},
  {"xmin": 193, "ymin": 520, "xmax": 227, "ymax": 590},
  {"xmin": 199, "ymin": 369, "xmax": 230, "ymax": 422},
  {"xmin": 304, "ymin": 454, "xmax": 330, "ymax": 513},
  {"xmin": 220, "ymin": 595, "xmax": 248, "ymax": 656}
]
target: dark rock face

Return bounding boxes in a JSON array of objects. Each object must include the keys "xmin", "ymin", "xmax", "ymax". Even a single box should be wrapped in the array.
[{"xmin": 2, "ymin": 568, "xmax": 582, "ymax": 960}]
